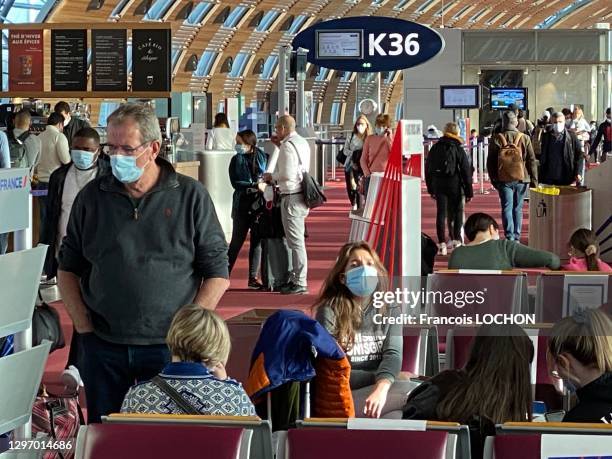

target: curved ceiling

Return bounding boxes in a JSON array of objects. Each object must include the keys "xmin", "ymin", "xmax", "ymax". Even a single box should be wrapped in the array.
[{"xmin": 3, "ymin": 0, "xmax": 612, "ymax": 124}]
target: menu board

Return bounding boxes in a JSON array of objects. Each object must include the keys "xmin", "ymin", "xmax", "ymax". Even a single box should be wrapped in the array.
[
  {"xmin": 51, "ymin": 30, "xmax": 87, "ymax": 91},
  {"xmin": 131, "ymin": 29, "xmax": 171, "ymax": 92},
  {"xmin": 92, "ymin": 29, "xmax": 127, "ymax": 91},
  {"xmin": 9, "ymin": 30, "xmax": 44, "ymax": 91}
]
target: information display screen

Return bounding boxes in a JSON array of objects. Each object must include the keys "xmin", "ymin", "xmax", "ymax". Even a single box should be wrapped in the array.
[
  {"xmin": 440, "ymin": 85, "xmax": 480, "ymax": 109},
  {"xmin": 316, "ymin": 30, "xmax": 363, "ymax": 59},
  {"xmin": 490, "ymin": 88, "xmax": 528, "ymax": 110}
]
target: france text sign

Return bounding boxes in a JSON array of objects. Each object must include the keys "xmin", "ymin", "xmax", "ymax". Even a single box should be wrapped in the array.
[{"xmin": 292, "ymin": 17, "xmax": 445, "ymax": 72}]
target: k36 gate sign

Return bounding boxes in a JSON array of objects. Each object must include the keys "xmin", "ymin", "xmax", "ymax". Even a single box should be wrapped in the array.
[{"xmin": 292, "ymin": 17, "xmax": 445, "ymax": 72}]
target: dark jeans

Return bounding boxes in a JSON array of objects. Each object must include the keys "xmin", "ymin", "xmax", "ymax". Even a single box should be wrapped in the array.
[
  {"xmin": 228, "ymin": 210, "xmax": 262, "ymax": 280},
  {"xmin": 344, "ymin": 166, "xmax": 361, "ymax": 208},
  {"xmin": 496, "ymin": 181, "xmax": 528, "ymax": 241},
  {"xmin": 435, "ymin": 191, "xmax": 464, "ymax": 243},
  {"xmin": 78, "ymin": 332, "xmax": 170, "ymax": 423},
  {"xmin": 35, "ymin": 181, "xmax": 49, "ymax": 243}
]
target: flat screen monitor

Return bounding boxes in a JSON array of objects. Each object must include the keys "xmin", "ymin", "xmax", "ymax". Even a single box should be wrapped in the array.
[
  {"xmin": 490, "ymin": 87, "xmax": 528, "ymax": 110},
  {"xmin": 440, "ymin": 85, "xmax": 480, "ymax": 109},
  {"xmin": 316, "ymin": 30, "xmax": 363, "ymax": 60}
]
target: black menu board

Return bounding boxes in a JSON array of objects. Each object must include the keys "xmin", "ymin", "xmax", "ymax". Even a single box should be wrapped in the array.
[
  {"xmin": 92, "ymin": 29, "xmax": 127, "ymax": 92},
  {"xmin": 131, "ymin": 29, "xmax": 171, "ymax": 92},
  {"xmin": 51, "ymin": 30, "xmax": 87, "ymax": 91}
]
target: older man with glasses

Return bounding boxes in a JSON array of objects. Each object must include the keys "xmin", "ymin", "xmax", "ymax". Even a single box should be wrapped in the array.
[{"xmin": 57, "ymin": 103, "xmax": 229, "ymax": 423}]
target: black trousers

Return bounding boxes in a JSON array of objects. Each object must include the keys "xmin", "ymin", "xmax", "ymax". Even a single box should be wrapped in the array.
[
  {"xmin": 435, "ymin": 191, "xmax": 464, "ymax": 243},
  {"xmin": 344, "ymin": 167, "xmax": 361, "ymax": 208},
  {"xmin": 228, "ymin": 208, "xmax": 262, "ymax": 279}
]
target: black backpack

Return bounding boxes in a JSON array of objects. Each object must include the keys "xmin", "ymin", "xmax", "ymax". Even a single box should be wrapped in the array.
[
  {"xmin": 7, "ymin": 129, "xmax": 31, "ymax": 168},
  {"xmin": 430, "ymin": 140, "xmax": 458, "ymax": 177}
]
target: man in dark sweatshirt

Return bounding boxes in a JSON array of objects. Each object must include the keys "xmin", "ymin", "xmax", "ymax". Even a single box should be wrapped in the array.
[
  {"xmin": 54, "ymin": 101, "xmax": 91, "ymax": 149},
  {"xmin": 58, "ymin": 103, "xmax": 230, "ymax": 423}
]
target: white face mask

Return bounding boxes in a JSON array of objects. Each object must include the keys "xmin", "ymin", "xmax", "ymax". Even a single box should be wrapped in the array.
[
  {"xmin": 356, "ymin": 124, "xmax": 366, "ymax": 135},
  {"xmin": 554, "ymin": 122, "xmax": 565, "ymax": 133},
  {"xmin": 63, "ymin": 114, "xmax": 71, "ymax": 127},
  {"xmin": 375, "ymin": 126, "xmax": 384, "ymax": 135}
]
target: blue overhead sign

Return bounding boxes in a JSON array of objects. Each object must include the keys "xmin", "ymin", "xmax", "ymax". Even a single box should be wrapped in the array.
[{"xmin": 292, "ymin": 16, "xmax": 445, "ymax": 72}]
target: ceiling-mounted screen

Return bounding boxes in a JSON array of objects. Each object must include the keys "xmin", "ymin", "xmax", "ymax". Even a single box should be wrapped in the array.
[
  {"xmin": 315, "ymin": 30, "xmax": 363, "ymax": 60},
  {"xmin": 490, "ymin": 87, "xmax": 528, "ymax": 110},
  {"xmin": 440, "ymin": 85, "xmax": 480, "ymax": 109}
]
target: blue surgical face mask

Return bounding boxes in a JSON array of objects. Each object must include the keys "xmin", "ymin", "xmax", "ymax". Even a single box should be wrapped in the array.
[
  {"xmin": 345, "ymin": 265, "xmax": 379, "ymax": 297},
  {"xmin": 235, "ymin": 144, "xmax": 248, "ymax": 154},
  {"xmin": 110, "ymin": 150, "xmax": 149, "ymax": 184},
  {"xmin": 71, "ymin": 149, "xmax": 97, "ymax": 170}
]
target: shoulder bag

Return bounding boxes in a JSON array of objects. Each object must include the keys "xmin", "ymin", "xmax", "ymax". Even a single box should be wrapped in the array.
[
  {"xmin": 287, "ymin": 141, "xmax": 327, "ymax": 209},
  {"xmin": 151, "ymin": 376, "xmax": 200, "ymax": 415}
]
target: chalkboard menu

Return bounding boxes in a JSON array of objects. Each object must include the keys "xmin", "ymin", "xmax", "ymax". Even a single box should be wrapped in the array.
[
  {"xmin": 51, "ymin": 30, "xmax": 87, "ymax": 91},
  {"xmin": 132, "ymin": 29, "xmax": 171, "ymax": 92},
  {"xmin": 92, "ymin": 29, "xmax": 127, "ymax": 92}
]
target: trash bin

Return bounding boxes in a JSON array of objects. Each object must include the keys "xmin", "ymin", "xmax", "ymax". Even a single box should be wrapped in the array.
[{"xmin": 529, "ymin": 186, "xmax": 592, "ymax": 261}]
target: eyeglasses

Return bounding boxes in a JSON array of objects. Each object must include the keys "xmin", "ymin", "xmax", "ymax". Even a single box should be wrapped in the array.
[{"xmin": 104, "ymin": 141, "xmax": 151, "ymax": 156}]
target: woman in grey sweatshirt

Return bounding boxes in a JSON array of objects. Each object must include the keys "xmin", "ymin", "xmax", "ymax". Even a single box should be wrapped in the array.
[{"xmin": 314, "ymin": 241, "xmax": 416, "ymax": 418}]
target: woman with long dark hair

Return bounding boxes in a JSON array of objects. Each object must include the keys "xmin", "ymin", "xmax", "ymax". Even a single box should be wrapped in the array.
[
  {"xmin": 206, "ymin": 112, "xmax": 234, "ymax": 150},
  {"xmin": 563, "ymin": 228, "xmax": 611, "ymax": 272},
  {"xmin": 227, "ymin": 129, "xmax": 268, "ymax": 288},
  {"xmin": 342, "ymin": 115, "xmax": 371, "ymax": 210},
  {"xmin": 403, "ymin": 324, "xmax": 534, "ymax": 457},
  {"xmin": 314, "ymin": 242, "xmax": 413, "ymax": 418}
]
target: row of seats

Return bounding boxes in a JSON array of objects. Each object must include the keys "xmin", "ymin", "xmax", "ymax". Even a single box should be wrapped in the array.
[{"xmin": 72, "ymin": 414, "xmax": 612, "ymax": 459}]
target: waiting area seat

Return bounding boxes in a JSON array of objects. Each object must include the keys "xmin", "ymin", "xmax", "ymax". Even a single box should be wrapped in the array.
[
  {"xmin": 535, "ymin": 272, "xmax": 612, "ymax": 322},
  {"xmin": 295, "ymin": 418, "xmax": 469, "ymax": 459},
  {"xmin": 286, "ymin": 428, "xmax": 448, "ymax": 459},
  {"xmin": 75, "ymin": 423, "xmax": 248, "ymax": 459},
  {"xmin": 485, "ymin": 423, "xmax": 612, "ymax": 459},
  {"xmin": 102, "ymin": 413, "xmax": 272, "ymax": 459}
]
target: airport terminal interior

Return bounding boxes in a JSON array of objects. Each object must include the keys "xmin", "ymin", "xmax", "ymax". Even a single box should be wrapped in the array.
[{"xmin": 1, "ymin": 0, "xmax": 612, "ymax": 458}]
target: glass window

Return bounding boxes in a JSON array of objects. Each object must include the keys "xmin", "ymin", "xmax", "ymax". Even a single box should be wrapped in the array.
[
  {"xmin": 224, "ymin": 5, "xmax": 247, "ymax": 27},
  {"xmin": 144, "ymin": 0, "xmax": 176, "ymax": 20},
  {"xmin": 415, "ymin": 0, "xmax": 436, "ymax": 14},
  {"xmin": 256, "ymin": 11, "xmax": 280, "ymax": 32},
  {"xmin": 229, "ymin": 53, "xmax": 252, "ymax": 77},
  {"xmin": 111, "ymin": 0, "xmax": 131, "ymax": 18},
  {"xmin": 330, "ymin": 102, "xmax": 342, "ymax": 125},
  {"xmin": 195, "ymin": 51, "xmax": 218, "ymax": 76},
  {"xmin": 288, "ymin": 15, "xmax": 308, "ymax": 34},
  {"xmin": 98, "ymin": 102, "xmax": 122, "ymax": 127},
  {"xmin": 186, "ymin": 1, "xmax": 213, "ymax": 25},
  {"xmin": 261, "ymin": 55, "xmax": 278, "ymax": 79},
  {"xmin": 171, "ymin": 47, "xmax": 181, "ymax": 71},
  {"xmin": 315, "ymin": 67, "xmax": 330, "ymax": 81}
]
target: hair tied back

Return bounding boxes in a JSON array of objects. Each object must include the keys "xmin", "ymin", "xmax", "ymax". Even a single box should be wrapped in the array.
[{"xmin": 585, "ymin": 244, "xmax": 597, "ymax": 256}]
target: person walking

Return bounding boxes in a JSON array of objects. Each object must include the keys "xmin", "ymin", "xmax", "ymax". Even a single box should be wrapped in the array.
[
  {"xmin": 487, "ymin": 111, "xmax": 538, "ymax": 242},
  {"xmin": 425, "ymin": 122, "xmax": 473, "ymax": 255}
]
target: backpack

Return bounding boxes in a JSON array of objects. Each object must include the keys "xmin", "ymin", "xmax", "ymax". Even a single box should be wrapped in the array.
[
  {"xmin": 7, "ymin": 129, "xmax": 31, "ymax": 168},
  {"xmin": 497, "ymin": 133, "xmax": 525, "ymax": 182},
  {"xmin": 430, "ymin": 140, "xmax": 457, "ymax": 177}
]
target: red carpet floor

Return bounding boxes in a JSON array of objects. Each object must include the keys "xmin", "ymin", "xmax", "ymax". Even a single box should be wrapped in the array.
[{"xmin": 44, "ymin": 176, "xmax": 530, "ymax": 389}]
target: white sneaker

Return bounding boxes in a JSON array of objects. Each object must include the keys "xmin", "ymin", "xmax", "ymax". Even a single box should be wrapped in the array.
[
  {"xmin": 437, "ymin": 242, "xmax": 447, "ymax": 256},
  {"xmin": 62, "ymin": 365, "xmax": 84, "ymax": 390},
  {"xmin": 451, "ymin": 240, "xmax": 462, "ymax": 249}
]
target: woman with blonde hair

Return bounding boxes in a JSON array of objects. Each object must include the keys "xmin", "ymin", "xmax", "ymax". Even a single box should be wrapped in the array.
[
  {"xmin": 121, "ymin": 304, "xmax": 255, "ymax": 416},
  {"xmin": 343, "ymin": 115, "xmax": 371, "ymax": 210},
  {"xmin": 547, "ymin": 309, "xmax": 612, "ymax": 423},
  {"xmin": 360, "ymin": 113, "xmax": 393, "ymax": 198},
  {"xmin": 314, "ymin": 241, "xmax": 412, "ymax": 418},
  {"xmin": 425, "ymin": 122, "xmax": 473, "ymax": 255}
]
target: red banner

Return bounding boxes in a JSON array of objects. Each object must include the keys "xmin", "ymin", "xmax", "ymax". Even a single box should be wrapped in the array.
[{"xmin": 9, "ymin": 30, "xmax": 44, "ymax": 91}]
